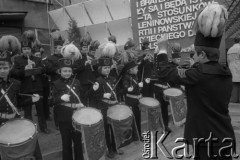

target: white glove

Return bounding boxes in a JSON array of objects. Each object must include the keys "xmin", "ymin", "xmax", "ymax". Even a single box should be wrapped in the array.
[
  {"xmin": 93, "ymin": 82, "xmax": 99, "ymax": 91},
  {"xmin": 128, "ymin": 86, "xmax": 133, "ymax": 92},
  {"xmin": 61, "ymin": 94, "xmax": 70, "ymax": 102},
  {"xmin": 103, "ymin": 93, "xmax": 111, "ymax": 99},
  {"xmin": 25, "ymin": 65, "xmax": 32, "ymax": 70},
  {"xmin": 180, "ymin": 85, "xmax": 185, "ymax": 91},
  {"xmin": 145, "ymin": 78, "xmax": 150, "ymax": 84},
  {"xmin": 138, "ymin": 82, "xmax": 143, "ymax": 88},
  {"xmin": 85, "ymin": 60, "xmax": 91, "ymax": 66},
  {"xmin": 75, "ymin": 103, "xmax": 84, "ymax": 109},
  {"xmin": 32, "ymin": 94, "xmax": 40, "ymax": 103}
]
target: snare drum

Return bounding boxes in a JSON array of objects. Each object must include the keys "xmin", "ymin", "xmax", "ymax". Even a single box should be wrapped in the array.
[
  {"xmin": 139, "ymin": 97, "xmax": 164, "ymax": 131},
  {"xmin": 107, "ymin": 104, "xmax": 134, "ymax": 149},
  {"xmin": 163, "ymin": 88, "xmax": 187, "ymax": 126},
  {"xmin": 72, "ymin": 107, "xmax": 105, "ymax": 160},
  {"xmin": 0, "ymin": 118, "xmax": 37, "ymax": 160},
  {"xmin": 163, "ymin": 88, "xmax": 183, "ymax": 98}
]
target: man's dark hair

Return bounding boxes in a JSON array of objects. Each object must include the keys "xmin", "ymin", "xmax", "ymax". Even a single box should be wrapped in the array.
[{"xmin": 195, "ymin": 46, "xmax": 220, "ymax": 61}]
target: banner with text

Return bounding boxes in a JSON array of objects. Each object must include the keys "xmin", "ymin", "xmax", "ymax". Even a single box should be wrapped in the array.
[{"xmin": 131, "ymin": 0, "xmax": 211, "ymax": 50}]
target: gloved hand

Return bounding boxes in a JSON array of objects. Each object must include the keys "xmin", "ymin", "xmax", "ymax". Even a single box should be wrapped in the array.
[
  {"xmin": 85, "ymin": 59, "xmax": 91, "ymax": 66},
  {"xmin": 138, "ymin": 82, "xmax": 143, "ymax": 88},
  {"xmin": 128, "ymin": 86, "xmax": 133, "ymax": 92},
  {"xmin": 93, "ymin": 82, "xmax": 99, "ymax": 91},
  {"xmin": 145, "ymin": 78, "xmax": 150, "ymax": 84},
  {"xmin": 25, "ymin": 65, "xmax": 32, "ymax": 70},
  {"xmin": 61, "ymin": 94, "xmax": 70, "ymax": 102},
  {"xmin": 32, "ymin": 94, "xmax": 40, "ymax": 103},
  {"xmin": 103, "ymin": 93, "xmax": 111, "ymax": 99},
  {"xmin": 75, "ymin": 103, "xmax": 84, "ymax": 109}
]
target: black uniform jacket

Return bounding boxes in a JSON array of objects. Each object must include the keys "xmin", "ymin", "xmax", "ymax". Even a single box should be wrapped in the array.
[
  {"xmin": 158, "ymin": 60, "xmax": 235, "ymax": 146},
  {"xmin": 73, "ymin": 54, "xmax": 97, "ymax": 85},
  {"xmin": 46, "ymin": 54, "xmax": 62, "ymax": 82},
  {"xmin": 0, "ymin": 78, "xmax": 21, "ymax": 114},
  {"xmin": 11, "ymin": 55, "xmax": 44, "ymax": 93},
  {"xmin": 52, "ymin": 77, "xmax": 84, "ymax": 122},
  {"xmin": 123, "ymin": 74, "xmax": 141, "ymax": 95},
  {"xmin": 91, "ymin": 75, "xmax": 117, "ymax": 101}
]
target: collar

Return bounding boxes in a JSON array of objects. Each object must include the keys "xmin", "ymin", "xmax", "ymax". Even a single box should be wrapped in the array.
[
  {"xmin": 60, "ymin": 77, "xmax": 73, "ymax": 83},
  {"xmin": 199, "ymin": 61, "xmax": 232, "ymax": 76},
  {"xmin": 0, "ymin": 77, "xmax": 11, "ymax": 84},
  {"xmin": 22, "ymin": 54, "xmax": 33, "ymax": 59}
]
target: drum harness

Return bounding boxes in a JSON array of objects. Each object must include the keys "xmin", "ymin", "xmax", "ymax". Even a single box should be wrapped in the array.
[
  {"xmin": 103, "ymin": 76, "xmax": 122, "ymax": 104},
  {"xmin": 63, "ymin": 74, "xmax": 83, "ymax": 108},
  {"xmin": 0, "ymin": 82, "xmax": 21, "ymax": 118},
  {"xmin": 126, "ymin": 77, "xmax": 142, "ymax": 100}
]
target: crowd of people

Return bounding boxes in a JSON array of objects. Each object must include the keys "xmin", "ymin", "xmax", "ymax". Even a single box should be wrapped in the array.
[{"xmin": 0, "ymin": 2, "xmax": 237, "ymax": 160}]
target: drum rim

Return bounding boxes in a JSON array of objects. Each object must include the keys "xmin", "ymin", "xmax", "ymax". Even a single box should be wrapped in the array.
[
  {"xmin": 139, "ymin": 97, "xmax": 160, "ymax": 108},
  {"xmin": 72, "ymin": 107, "xmax": 103, "ymax": 126},
  {"xmin": 107, "ymin": 104, "xmax": 133, "ymax": 120},
  {"xmin": 0, "ymin": 118, "xmax": 37, "ymax": 147},
  {"xmin": 163, "ymin": 87, "xmax": 183, "ymax": 96},
  {"xmin": 107, "ymin": 114, "xmax": 132, "ymax": 122}
]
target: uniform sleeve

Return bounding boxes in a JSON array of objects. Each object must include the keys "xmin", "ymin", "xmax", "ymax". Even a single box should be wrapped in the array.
[
  {"xmin": 11, "ymin": 59, "xmax": 25, "ymax": 78},
  {"xmin": 123, "ymin": 75, "xmax": 131, "ymax": 93},
  {"xmin": 158, "ymin": 62, "xmax": 202, "ymax": 86},
  {"xmin": 52, "ymin": 83, "xmax": 64, "ymax": 105}
]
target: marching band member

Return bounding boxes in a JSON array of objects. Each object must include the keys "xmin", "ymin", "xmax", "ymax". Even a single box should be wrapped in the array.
[
  {"xmin": 90, "ymin": 49, "xmax": 121, "ymax": 158},
  {"xmin": 32, "ymin": 40, "xmax": 52, "ymax": 121},
  {"xmin": 122, "ymin": 60, "xmax": 144, "ymax": 140},
  {"xmin": 52, "ymin": 58, "xmax": 84, "ymax": 160},
  {"xmin": 46, "ymin": 36, "xmax": 65, "ymax": 129},
  {"xmin": 153, "ymin": 39, "xmax": 172, "ymax": 132},
  {"xmin": 11, "ymin": 30, "xmax": 49, "ymax": 134},
  {"xmin": 137, "ymin": 37, "xmax": 154, "ymax": 97},
  {"xmin": 157, "ymin": 3, "xmax": 235, "ymax": 159},
  {"xmin": 0, "ymin": 35, "xmax": 43, "ymax": 160},
  {"xmin": 73, "ymin": 33, "xmax": 96, "ymax": 106},
  {"xmin": 0, "ymin": 42, "xmax": 22, "ymax": 125}
]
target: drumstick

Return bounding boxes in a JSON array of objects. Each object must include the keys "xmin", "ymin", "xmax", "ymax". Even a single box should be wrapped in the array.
[
  {"xmin": 18, "ymin": 93, "xmax": 43, "ymax": 98},
  {"xmin": 141, "ymin": 66, "xmax": 144, "ymax": 82},
  {"xmin": 67, "ymin": 74, "xmax": 77, "ymax": 95},
  {"xmin": 88, "ymin": 80, "xmax": 95, "ymax": 85},
  {"xmin": 167, "ymin": 83, "xmax": 171, "ymax": 88},
  {"xmin": 0, "ymin": 82, "xmax": 13, "ymax": 102}
]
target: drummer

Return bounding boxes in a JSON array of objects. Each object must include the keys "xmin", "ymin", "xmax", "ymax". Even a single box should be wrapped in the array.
[
  {"xmin": 0, "ymin": 40, "xmax": 42, "ymax": 160},
  {"xmin": 52, "ymin": 58, "xmax": 84, "ymax": 160},
  {"xmin": 90, "ymin": 55, "xmax": 122, "ymax": 158},
  {"xmin": 122, "ymin": 60, "xmax": 148, "ymax": 140},
  {"xmin": 0, "ymin": 37, "xmax": 41, "ymax": 125}
]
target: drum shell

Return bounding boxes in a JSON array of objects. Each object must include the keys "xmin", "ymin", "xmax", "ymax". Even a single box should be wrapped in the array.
[
  {"xmin": 139, "ymin": 97, "xmax": 164, "ymax": 131},
  {"xmin": 72, "ymin": 108, "xmax": 106, "ymax": 160},
  {"xmin": 0, "ymin": 119, "xmax": 37, "ymax": 160},
  {"xmin": 107, "ymin": 105, "xmax": 134, "ymax": 149}
]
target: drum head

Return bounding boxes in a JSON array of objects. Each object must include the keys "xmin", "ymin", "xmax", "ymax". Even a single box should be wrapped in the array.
[
  {"xmin": 163, "ymin": 88, "xmax": 183, "ymax": 97},
  {"xmin": 0, "ymin": 119, "xmax": 36, "ymax": 145},
  {"xmin": 139, "ymin": 97, "xmax": 159, "ymax": 107},
  {"xmin": 107, "ymin": 104, "xmax": 132, "ymax": 120},
  {"xmin": 73, "ymin": 107, "xmax": 102, "ymax": 125}
]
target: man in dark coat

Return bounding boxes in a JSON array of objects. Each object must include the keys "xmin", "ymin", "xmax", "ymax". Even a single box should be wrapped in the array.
[
  {"xmin": 156, "ymin": 2, "xmax": 235, "ymax": 158},
  {"xmin": 157, "ymin": 30, "xmax": 236, "ymax": 159}
]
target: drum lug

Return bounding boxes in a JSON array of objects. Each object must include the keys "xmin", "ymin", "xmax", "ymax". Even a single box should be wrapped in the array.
[{"xmin": 7, "ymin": 143, "xmax": 10, "ymax": 146}]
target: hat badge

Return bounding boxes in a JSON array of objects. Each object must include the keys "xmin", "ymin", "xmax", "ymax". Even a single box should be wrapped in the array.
[
  {"xmin": 0, "ymin": 50, "xmax": 7, "ymax": 59},
  {"xmin": 64, "ymin": 59, "xmax": 71, "ymax": 66},
  {"xmin": 104, "ymin": 59, "xmax": 110, "ymax": 65},
  {"xmin": 22, "ymin": 41, "xmax": 29, "ymax": 46}
]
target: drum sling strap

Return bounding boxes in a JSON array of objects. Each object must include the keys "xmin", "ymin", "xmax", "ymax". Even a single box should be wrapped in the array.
[
  {"xmin": 66, "ymin": 85, "xmax": 82, "ymax": 103},
  {"xmin": 106, "ymin": 82, "xmax": 118, "ymax": 102},
  {"xmin": 1, "ymin": 89, "xmax": 20, "ymax": 115}
]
